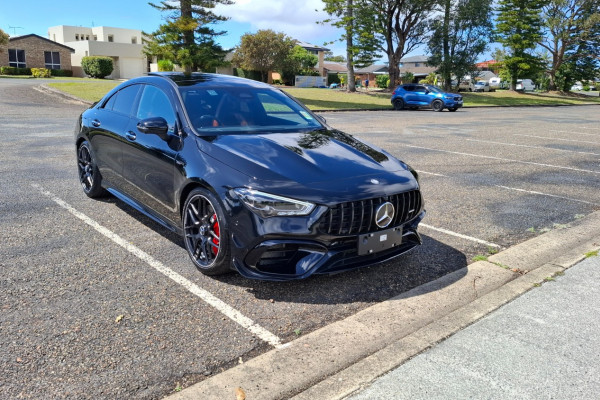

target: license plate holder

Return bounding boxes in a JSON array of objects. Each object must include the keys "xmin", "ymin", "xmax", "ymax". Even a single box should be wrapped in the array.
[{"xmin": 358, "ymin": 226, "xmax": 403, "ymax": 256}]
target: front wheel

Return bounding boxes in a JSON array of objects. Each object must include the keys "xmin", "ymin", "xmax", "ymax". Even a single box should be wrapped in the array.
[
  {"xmin": 77, "ymin": 141, "xmax": 106, "ymax": 198},
  {"xmin": 182, "ymin": 188, "xmax": 232, "ymax": 276},
  {"xmin": 432, "ymin": 100, "xmax": 444, "ymax": 112},
  {"xmin": 393, "ymin": 98, "xmax": 404, "ymax": 110}
]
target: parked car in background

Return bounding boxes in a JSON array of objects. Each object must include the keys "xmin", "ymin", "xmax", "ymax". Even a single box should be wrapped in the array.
[
  {"xmin": 473, "ymin": 81, "xmax": 491, "ymax": 92},
  {"xmin": 516, "ymin": 79, "xmax": 535, "ymax": 92},
  {"xmin": 75, "ymin": 72, "xmax": 425, "ymax": 280},
  {"xmin": 392, "ymin": 84, "xmax": 463, "ymax": 112},
  {"xmin": 571, "ymin": 83, "xmax": 583, "ymax": 91},
  {"xmin": 459, "ymin": 79, "xmax": 475, "ymax": 92},
  {"xmin": 489, "ymin": 77, "xmax": 501, "ymax": 90}
]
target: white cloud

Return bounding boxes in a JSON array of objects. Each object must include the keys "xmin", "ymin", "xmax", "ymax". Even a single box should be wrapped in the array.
[{"xmin": 215, "ymin": 0, "xmax": 343, "ymax": 49}]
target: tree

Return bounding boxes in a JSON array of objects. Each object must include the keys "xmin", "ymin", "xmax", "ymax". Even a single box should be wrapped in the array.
[
  {"xmin": 145, "ymin": 0, "xmax": 232, "ymax": 74},
  {"xmin": 232, "ymin": 30, "xmax": 295, "ymax": 83},
  {"xmin": 322, "ymin": 0, "xmax": 358, "ymax": 92},
  {"xmin": 427, "ymin": 0, "xmax": 494, "ymax": 90},
  {"xmin": 281, "ymin": 46, "xmax": 319, "ymax": 85},
  {"xmin": 0, "ymin": 29, "xmax": 8, "ymax": 46},
  {"xmin": 324, "ymin": 52, "xmax": 347, "ymax": 62},
  {"xmin": 81, "ymin": 56, "xmax": 114, "ymax": 79},
  {"xmin": 495, "ymin": 0, "xmax": 546, "ymax": 90},
  {"xmin": 538, "ymin": 0, "xmax": 600, "ymax": 90}
]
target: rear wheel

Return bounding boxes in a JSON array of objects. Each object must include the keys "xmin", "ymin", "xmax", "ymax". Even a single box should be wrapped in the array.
[
  {"xmin": 182, "ymin": 188, "xmax": 232, "ymax": 276},
  {"xmin": 432, "ymin": 100, "xmax": 444, "ymax": 112},
  {"xmin": 393, "ymin": 98, "xmax": 404, "ymax": 110},
  {"xmin": 77, "ymin": 141, "xmax": 106, "ymax": 198}
]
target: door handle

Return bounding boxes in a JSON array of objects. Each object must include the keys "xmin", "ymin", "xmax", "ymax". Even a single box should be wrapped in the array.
[
  {"xmin": 91, "ymin": 119, "xmax": 101, "ymax": 127},
  {"xmin": 125, "ymin": 131, "xmax": 137, "ymax": 141}
]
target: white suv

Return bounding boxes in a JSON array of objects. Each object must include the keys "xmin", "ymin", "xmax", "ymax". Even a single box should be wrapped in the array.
[{"xmin": 516, "ymin": 79, "xmax": 535, "ymax": 91}]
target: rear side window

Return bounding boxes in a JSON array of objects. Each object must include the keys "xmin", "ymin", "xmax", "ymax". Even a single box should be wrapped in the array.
[{"xmin": 109, "ymin": 84, "xmax": 141, "ymax": 116}]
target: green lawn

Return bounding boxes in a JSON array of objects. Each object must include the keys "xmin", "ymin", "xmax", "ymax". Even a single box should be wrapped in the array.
[{"xmin": 42, "ymin": 79, "xmax": 600, "ymax": 109}]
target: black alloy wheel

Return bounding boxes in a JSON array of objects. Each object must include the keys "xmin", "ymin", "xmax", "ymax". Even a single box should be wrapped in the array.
[
  {"xmin": 393, "ymin": 98, "xmax": 404, "ymax": 110},
  {"xmin": 77, "ymin": 141, "xmax": 105, "ymax": 198},
  {"xmin": 432, "ymin": 100, "xmax": 444, "ymax": 112},
  {"xmin": 183, "ymin": 188, "xmax": 231, "ymax": 275}
]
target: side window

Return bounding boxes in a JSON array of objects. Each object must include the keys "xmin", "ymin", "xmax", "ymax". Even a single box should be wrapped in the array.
[
  {"xmin": 415, "ymin": 85, "xmax": 426, "ymax": 92},
  {"xmin": 402, "ymin": 85, "xmax": 413, "ymax": 92},
  {"xmin": 112, "ymin": 85, "xmax": 141, "ymax": 116},
  {"xmin": 136, "ymin": 85, "xmax": 176, "ymax": 129},
  {"xmin": 102, "ymin": 92, "xmax": 117, "ymax": 110}
]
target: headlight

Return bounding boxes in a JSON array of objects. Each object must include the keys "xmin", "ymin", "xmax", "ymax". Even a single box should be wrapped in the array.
[{"xmin": 234, "ymin": 188, "xmax": 315, "ymax": 218}]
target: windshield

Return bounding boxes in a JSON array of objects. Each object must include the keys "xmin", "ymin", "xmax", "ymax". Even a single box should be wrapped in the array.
[{"xmin": 179, "ymin": 86, "xmax": 323, "ymax": 134}]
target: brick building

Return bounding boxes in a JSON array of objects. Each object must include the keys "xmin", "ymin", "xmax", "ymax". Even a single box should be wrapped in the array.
[{"xmin": 0, "ymin": 34, "xmax": 74, "ymax": 71}]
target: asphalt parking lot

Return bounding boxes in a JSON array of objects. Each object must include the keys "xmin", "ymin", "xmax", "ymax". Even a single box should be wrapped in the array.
[{"xmin": 1, "ymin": 79, "xmax": 599, "ymax": 399}]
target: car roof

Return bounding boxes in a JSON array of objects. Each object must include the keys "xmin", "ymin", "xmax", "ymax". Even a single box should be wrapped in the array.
[{"xmin": 147, "ymin": 72, "xmax": 274, "ymax": 89}]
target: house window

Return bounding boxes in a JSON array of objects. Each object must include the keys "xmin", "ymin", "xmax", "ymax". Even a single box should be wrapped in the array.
[
  {"xmin": 93, "ymin": 35, "xmax": 97, "ymax": 41},
  {"xmin": 415, "ymin": 63, "xmax": 420, "ymax": 67},
  {"xmin": 131, "ymin": 36, "xmax": 137, "ymax": 44},
  {"xmin": 399, "ymin": 62, "xmax": 404, "ymax": 67},
  {"xmin": 8, "ymin": 49, "xmax": 26, "ymax": 68},
  {"xmin": 44, "ymin": 51, "xmax": 61, "ymax": 69},
  {"xmin": 108, "ymin": 35, "xmax": 114, "ymax": 42},
  {"xmin": 75, "ymin": 34, "xmax": 79, "ymax": 40},
  {"xmin": 86, "ymin": 35, "xmax": 90, "ymax": 40}
]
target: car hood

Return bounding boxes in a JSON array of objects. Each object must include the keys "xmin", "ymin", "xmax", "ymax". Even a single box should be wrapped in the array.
[{"xmin": 197, "ymin": 129, "xmax": 417, "ymax": 200}]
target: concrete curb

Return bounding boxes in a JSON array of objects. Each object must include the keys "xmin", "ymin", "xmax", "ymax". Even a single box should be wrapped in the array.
[
  {"xmin": 168, "ymin": 211, "xmax": 600, "ymax": 400},
  {"xmin": 34, "ymin": 84, "xmax": 94, "ymax": 106}
]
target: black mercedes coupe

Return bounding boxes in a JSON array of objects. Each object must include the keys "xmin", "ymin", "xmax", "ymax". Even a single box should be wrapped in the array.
[{"xmin": 75, "ymin": 72, "xmax": 425, "ymax": 280}]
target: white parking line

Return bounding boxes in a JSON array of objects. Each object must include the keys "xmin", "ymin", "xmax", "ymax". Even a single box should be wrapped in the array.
[
  {"xmin": 494, "ymin": 185, "xmax": 599, "ymax": 206},
  {"xmin": 515, "ymin": 134, "xmax": 600, "ymax": 145},
  {"xmin": 549, "ymin": 130, "xmax": 600, "ymax": 137},
  {"xmin": 405, "ymin": 145, "xmax": 600, "ymax": 175},
  {"xmin": 415, "ymin": 170, "xmax": 449, "ymax": 177},
  {"xmin": 419, "ymin": 224, "xmax": 501, "ymax": 248},
  {"xmin": 32, "ymin": 184, "xmax": 284, "ymax": 349},
  {"xmin": 465, "ymin": 138, "xmax": 600, "ymax": 156}
]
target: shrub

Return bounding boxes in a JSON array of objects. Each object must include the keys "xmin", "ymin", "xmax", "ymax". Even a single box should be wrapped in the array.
[
  {"xmin": 50, "ymin": 69, "xmax": 73, "ymax": 77},
  {"xmin": 157, "ymin": 59, "xmax": 174, "ymax": 72},
  {"xmin": 375, "ymin": 74, "xmax": 389, "ymax": 88},
  {"xmin": 271, "ymin": 79, "xmax": 283, "ymax": 85},
  {"xmin": 338, "ymin": 73, "xmax": 347, "ymax": 86},
  {"xmin": 81, "ymin": 56, "xmax": 114, "ymax": 79},
  {"xmin": 328, "ymin": 74, "xmax": 341, "ymax": 85},
  {"xmin": 31, "ymin": 68, "xmax": 51, "ymax": 78},
  {"xmin": 0, "ymin": 66, "xmax": 32, "ymax": 75},
  {"xmin": 233, "ymin": 68, "xmax": 262, "ymax": 82},
  {"xmin": 583, "ymin": 85, "xmax": 590, "ymax": 91}
]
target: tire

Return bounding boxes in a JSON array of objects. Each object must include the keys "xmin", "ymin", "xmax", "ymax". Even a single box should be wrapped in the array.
[
  {"xmin": 448, "ymin": 107, "xmax": 458, "ymax": 112},
  {"xmin": 77, "ymin": 141, "xmax": 106, "ymax": 198},
  {"xmin": 432, "ymin": 100, "xmax": 444, "ymax": 112},
  {"xmin": 393, "ymin": 98, "xmax": 404, "ymax": 110},
  {"xmin": 182, "ymin": 188, "xmax": 232, "ymax": 276}
]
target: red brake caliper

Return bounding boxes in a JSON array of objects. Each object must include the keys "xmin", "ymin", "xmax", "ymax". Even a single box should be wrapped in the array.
[{"xmin": 211, "ymin": 214, "xmax": 220, "ymax": 256}]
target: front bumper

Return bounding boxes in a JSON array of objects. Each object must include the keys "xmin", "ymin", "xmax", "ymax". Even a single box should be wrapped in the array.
[{"xmin": 230, "ymin": 210, "xmax": 426, "ymax": 281}]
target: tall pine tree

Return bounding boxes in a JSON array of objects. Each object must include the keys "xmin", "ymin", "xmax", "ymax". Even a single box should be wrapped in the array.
[
  {"xmin": 145, "ymin": 0, "xmax": 233, "ymax": 74},
  {"xmin": 495, "ymin": 0, "xmax": 546, "ymax": 90}
]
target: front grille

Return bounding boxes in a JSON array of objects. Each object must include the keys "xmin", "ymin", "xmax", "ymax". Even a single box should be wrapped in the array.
[{"xmin": 318, "ymin": 190, "xmax": 423, "ymax": 235}]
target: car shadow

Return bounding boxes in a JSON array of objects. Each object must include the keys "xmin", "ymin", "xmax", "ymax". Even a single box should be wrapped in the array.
[{"xmin": 111, "ymin": 198, "xmax": 467, "ymax": 305}]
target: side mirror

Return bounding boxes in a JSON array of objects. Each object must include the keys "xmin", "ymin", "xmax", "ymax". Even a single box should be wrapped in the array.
[{"xmin": 137, "ymin": 117, "xmax": 170, "ymax": 140}]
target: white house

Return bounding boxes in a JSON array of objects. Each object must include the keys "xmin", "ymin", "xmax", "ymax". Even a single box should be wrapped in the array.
[{"xmin": 47, "ymin": 25, "xmax": 146, "ymax": 79}]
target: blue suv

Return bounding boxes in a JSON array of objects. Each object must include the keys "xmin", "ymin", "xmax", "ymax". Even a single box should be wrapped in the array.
[{"xmin": 391, "ymin": 84, "xmax": 463, "ymax": 112}]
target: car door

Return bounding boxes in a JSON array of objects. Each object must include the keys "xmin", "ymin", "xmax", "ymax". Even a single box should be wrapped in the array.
[
  {"xmin": 121, "ymin": 84, "xmax": 180, "ymax": 222},
  {"xmin": 87, "ymin": 84, "xmax": 141, "ymax": 190},
  {"xmin": 413, "ymin": 85, "xmax": 430, "ymax": 106}
]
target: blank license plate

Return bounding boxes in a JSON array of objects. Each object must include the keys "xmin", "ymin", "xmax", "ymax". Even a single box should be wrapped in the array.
[{"xmin": 358, "ymin": 226, "xmax": 403, "ymax": 255}]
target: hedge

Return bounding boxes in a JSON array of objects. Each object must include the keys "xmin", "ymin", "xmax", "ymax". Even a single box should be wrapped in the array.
[
  {"xmin": 50, "ymin": 69, "xmax": 73, "ymax": 77},
  {"xmin": 0, "ymin": 66, "xmax": 32, "ymax": 75},
  {"xmin": 31, "ymin": 68, "xmax": 51, "ymax": 78},
  {"xmin": 81, "ymin": 56, "xmax": 114, "ymax": 79}
]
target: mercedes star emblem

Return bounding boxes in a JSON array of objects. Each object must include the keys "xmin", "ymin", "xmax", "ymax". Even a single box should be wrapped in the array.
[{"xmin": 375, "ymin": 202, "xmax": 395, "ymax": 228}]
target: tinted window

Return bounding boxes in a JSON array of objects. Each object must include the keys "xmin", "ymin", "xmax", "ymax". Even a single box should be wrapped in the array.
[
  {"xmin": 111, "ymin": 85, "xmax": 141, "ymax": 116},
  {"xmin": 136, "ymin": 85, "xmax": 176, "ymax": 127},
  {"xmin": 414, "ymin": 86, "xmax": 426, "ymax": 92},
  {"xmin": 8, "ymin": 49, "xmax": 26, "ymax": 68},
  {"xmin": 402, "ymin": 85, "xmax": 414, "ymax": 92}
]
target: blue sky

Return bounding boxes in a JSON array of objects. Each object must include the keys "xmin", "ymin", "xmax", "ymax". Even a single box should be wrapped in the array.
[{"xmin": 0, "ymin": 0, "xmax": 348, "ymax": 55}]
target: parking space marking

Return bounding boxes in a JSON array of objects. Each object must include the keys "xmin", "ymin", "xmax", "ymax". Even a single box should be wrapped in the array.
[
  {"xmin": 31, "ymin": 184, "xmax": 284, "ymax": 349},
  {"xmin": 415, "ymin": 170, "xmax": 449, "ymax": 177},
  {"xmin": 494, "ymin": 185, "xmax": 599, "ymax": 206},
  {"xmin": 465, "ymin": 138, "xmax": 600, "ymax": 156},
  {"xmin": 549, "ymin": 130, "xmax": 600, "ymax": 137},
  {"xmin": 404, "ymin": 145, "xmax": 600, "ymax": 175},
  {"xmin": 419, "ymin": 224, "xmax": 501, "ymax": 248},
  {"xmin": 515, "ymin": 134, "xmax": 600, "ymax": 145}
]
